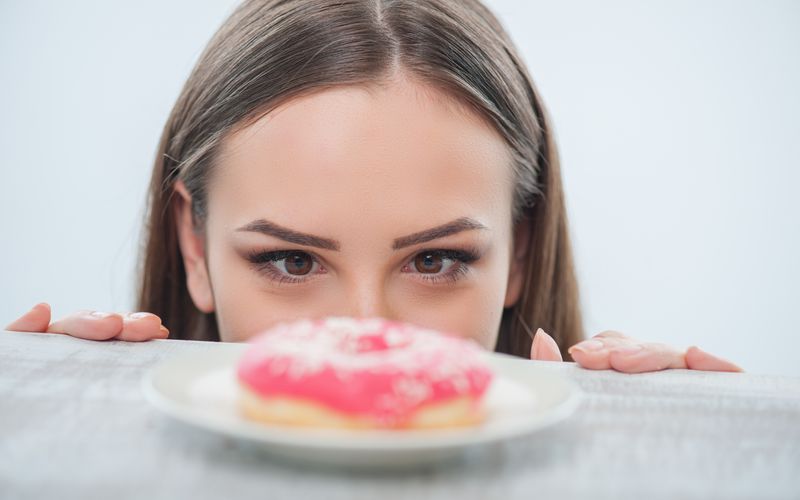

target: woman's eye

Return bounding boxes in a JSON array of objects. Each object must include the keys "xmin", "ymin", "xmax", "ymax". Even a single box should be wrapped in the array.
[
  {"xmin": 413, "ymin": 252, "xmax": 454, "ymax": 274},
  {"xmin": 403, "ymin": 249, "xmax": 479, "ymax": 284},
  {"xmin": 247, "ymin": 250, "xmax": 322, "ymax": 283},
  {"xmin": 279, "ymin": 251, "xmax": 314, "ymax": 275}
]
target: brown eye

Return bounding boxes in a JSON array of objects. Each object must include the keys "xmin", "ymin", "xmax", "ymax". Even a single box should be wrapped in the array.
[
  {"xmin": 284, "ymin": 251, "xmax": 313, "ymax": 275},
  {"xmin": 414, "ymin": 252, "xmax": 444, "ymax": 274}
]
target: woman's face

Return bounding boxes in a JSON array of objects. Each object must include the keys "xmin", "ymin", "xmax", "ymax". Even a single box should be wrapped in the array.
[{"xmin": 175, "ymin": 75, "xmax": 528, "ymax": 347}]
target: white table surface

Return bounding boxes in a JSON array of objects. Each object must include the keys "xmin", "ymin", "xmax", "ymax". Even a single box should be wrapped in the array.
[{"xmin": 1, "ymin": 331, "xmax": 798, "ymax": 500}]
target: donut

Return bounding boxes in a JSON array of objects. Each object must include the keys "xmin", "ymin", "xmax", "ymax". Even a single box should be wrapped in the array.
[{"xmin": 236, "ymin": 317, "xmax": 494, "ymax": 429}]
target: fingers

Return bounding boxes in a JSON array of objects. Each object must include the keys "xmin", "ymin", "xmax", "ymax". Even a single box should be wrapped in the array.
[
  {"xmin": 568, "ymin": 338, "xmax": 613, "ymax": 370},
  {"xmin": 606, "ymin": 342, "xmax": 687, "ymax": 373},
  {"xmin": 116, "ymin": 312, "xmax": 170, "ymax": 341},
  {"xmin": 570, "ymin": 333, "xmax": 744, "ymax": 374},
  {"xmin": 530, "ymin": 328, "xmax": 563, "ymax": 362},
  {"xmin": 47, "ymin": 310, "xmax": 125, "ymax": 340},
  {"xmin": 569, "ymin": 335, "xmax": 687, "ymax": 373},
  {"xmin": 5, "ymin": 303, "xmax": 52, "ymax": 332},
  {"xmin": 566, "ymin": 331, "xmax": 632, "ymax": 369},
  {"xmin": 47, "ymin": 310, "xmax": 169, "ymax": 342},
  {"xmin": 685, "ymin": 346, "xmax": 743, "ymax": 372},
  {"xmin": 8, "ymin": 306, "xmax": 168, "ymax": 342}
]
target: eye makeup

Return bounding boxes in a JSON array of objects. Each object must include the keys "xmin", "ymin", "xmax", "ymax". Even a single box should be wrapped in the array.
[{"xmin": 244, "ymin": 245, "xmax": 484, "ymax": 287}]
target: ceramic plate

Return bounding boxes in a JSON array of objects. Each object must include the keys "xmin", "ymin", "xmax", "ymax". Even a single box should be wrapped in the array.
[{"xmin": 142, "ymin": 346, "xmax": 580, "ymax": 468}]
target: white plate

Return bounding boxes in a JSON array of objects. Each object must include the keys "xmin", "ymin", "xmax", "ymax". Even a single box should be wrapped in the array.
[{"xmin": 142, "ymin": 346, "xmax": 580, "ymax": 468}]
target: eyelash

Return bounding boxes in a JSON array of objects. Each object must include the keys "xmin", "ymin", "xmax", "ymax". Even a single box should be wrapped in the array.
[{"xmin": 245, "ymin": 248, "xmax": 480, "ymax": 286}]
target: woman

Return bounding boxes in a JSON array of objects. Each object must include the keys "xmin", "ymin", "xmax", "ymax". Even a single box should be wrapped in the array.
[{"xmin": 6, "ymin": 0, "xmax": 740, "ymax": 373}]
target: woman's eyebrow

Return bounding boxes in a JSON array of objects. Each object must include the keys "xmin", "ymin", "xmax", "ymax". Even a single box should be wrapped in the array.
[
  {"xmin": 392, "ymin": 217, "xmax": 487, "ymax": 249},
  {"xmin": 235, "ymin": 216, "xmax": 486, "ymax": 251},
  {"xmin": 236, "ymin": 219, "xmax": 340, "ymax": 250}
]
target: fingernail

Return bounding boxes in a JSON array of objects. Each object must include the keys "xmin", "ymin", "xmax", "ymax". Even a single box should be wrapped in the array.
[
  {"xmin": 128, "ymin": 312, "xmax": 154, "ymax": 320},
  {"xmin": 530, "ymin": 328, "xmax": 547, "ymax": 359},
  {"xmin": 570, "ymin": 339, "xmax": 604, "ymax": 353},
  {"xmin": 531, "ymin": 329, "xmax": 542, "ymax": 359},
  {"xmin": 612, "ymin": 344, "xmax": 645, "ymax": 355},
  {"xmin": 90, "ymin": 311, "xmax": 113, "ymax": 319},
  {"xmin": 160, "ymin": 325, "xmax": 170, "ymax": 335}
]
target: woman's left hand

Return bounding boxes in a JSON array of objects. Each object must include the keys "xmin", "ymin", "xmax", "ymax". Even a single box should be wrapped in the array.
[{"xmin": 530, "ymin": 329, "xmax": 742, "ymax": 373}]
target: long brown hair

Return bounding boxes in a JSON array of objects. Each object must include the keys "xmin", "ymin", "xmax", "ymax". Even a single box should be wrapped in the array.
[{"xmin": 136, "ymin": 0, "xmax": 584, "ymax": 359}]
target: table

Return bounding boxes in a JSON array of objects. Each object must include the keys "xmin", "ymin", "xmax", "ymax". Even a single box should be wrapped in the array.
[{"xmin": 1, "ymin": 331, "xmax": 798, "ymax": 499}]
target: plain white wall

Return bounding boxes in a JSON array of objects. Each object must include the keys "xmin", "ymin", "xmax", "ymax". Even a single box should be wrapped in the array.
[{"xmin": 1, "ymin": 1, "xmax": 798, "ymax": 375}]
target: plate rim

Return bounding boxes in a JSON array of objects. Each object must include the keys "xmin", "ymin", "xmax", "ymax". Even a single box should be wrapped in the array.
[{"xmin": 141, "ymin": 349, "xmax": 582, "ymax": 453}]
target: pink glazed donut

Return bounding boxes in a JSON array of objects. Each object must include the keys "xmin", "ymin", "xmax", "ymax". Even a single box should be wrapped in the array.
[{"xmin": 236, "ymin": 317, "xmax": 494, "ymax": 429}]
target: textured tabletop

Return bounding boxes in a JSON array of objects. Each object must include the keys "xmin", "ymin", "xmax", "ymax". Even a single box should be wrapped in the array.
[{"xmin": 1, "ymin": 331, "xmax": 798, "ymax": 500}]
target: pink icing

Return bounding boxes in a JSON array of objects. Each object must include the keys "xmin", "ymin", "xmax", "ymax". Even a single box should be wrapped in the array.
[{"xmin": 236, "ymin": 317, "xmax": 494, "ymax": 426}]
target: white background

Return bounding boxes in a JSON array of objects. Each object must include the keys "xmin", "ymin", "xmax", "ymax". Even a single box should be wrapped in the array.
[{"xmin": 1, "ymin": 1, "xmax": 797, "ymax": 375}]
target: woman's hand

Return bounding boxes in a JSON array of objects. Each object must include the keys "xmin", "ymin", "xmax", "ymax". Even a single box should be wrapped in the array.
[
  {"xmin": 5, "ymin": 303, "xmax": 169, "ymax": 342},
  {"xmin": 530, "ymin": 328, "xmax": 742, "ymax": 373}
]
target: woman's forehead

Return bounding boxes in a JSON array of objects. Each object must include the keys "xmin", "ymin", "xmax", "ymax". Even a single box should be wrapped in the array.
[{"xmin": 208, "ymin": 78, "xmax": 514, "ymax": 238}]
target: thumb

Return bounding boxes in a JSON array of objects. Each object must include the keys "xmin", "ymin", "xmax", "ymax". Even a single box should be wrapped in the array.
[
  {"xmin": 530, "ymin": 328, "xmax": 563, "ymax": 362},
  {"xmin": 6, "ymin": 303, "xmax": 52, "ymax": 332}
]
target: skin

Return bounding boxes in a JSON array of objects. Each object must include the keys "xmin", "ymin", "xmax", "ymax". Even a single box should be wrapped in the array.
[{"xmin": 5, "ymin": 74, "xmax": 741, "ymax": 374}]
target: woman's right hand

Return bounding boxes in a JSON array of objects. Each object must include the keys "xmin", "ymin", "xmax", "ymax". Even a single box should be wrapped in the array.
[{"xmin": 5, "ymin": 303, "xmax": 169, "ymax": 341}]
